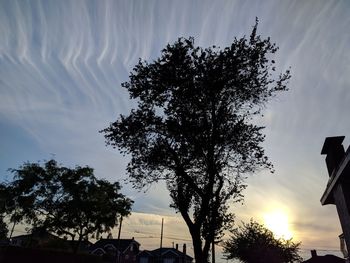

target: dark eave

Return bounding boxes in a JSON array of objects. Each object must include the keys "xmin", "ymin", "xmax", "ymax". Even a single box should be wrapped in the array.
[{"xmin": 321, "ymin": 146, "xmax": 350, "ymax": 205}]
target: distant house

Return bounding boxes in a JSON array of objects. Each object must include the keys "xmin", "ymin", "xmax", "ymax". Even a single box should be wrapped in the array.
[
  {"xmin": 0, "ymin": 246, "xmax": 102, "ymax": 263},
  {"xmin": 90, "ymin": 238, "xmax": 140, "ymax": 263},
  {"xmin": 10, "ymin": 229, "xmax": 93, "ymax": 252},
  {"xmin": 138, "ymin": 244, "xmax": 193, "ymax": 263},
  {"xmin": 302, "ymin": 250, "xmax": 345, "ymax": 263},
  {"xmin": 10, "ymin": 229, "xmax": 61, "ymax": 248}
]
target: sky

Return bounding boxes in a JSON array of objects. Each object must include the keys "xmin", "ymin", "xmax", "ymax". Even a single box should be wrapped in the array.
[{"xmin": 1, "ymin": 0, "xmax": 350, "ymax": 261}]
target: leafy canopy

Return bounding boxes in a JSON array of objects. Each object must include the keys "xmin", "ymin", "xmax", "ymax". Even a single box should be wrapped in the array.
[
  {"xmin": 0, "ymin": 185, "xmax": 8, "ymax": 240},
  {"xmin": 223, "ymin": 220, "xmax": 302, "ymax": 263},
  {"xmin": 3, "ymin": 160, "xmax": 133, "ymax": 250},
  {"xmin": 102, "ymin": 21, "xmax": 290, "ymax": 263}
]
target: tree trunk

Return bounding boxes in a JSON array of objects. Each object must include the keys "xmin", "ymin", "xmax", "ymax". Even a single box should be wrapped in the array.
[{"xmin": 188, "ymin": 226, "xmax": 209, "ymax": 263}]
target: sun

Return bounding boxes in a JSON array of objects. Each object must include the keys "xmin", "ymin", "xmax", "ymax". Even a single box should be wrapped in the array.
[{"xmin": 263, "ymin": 210, "xmax": 293, "ymax": 239}]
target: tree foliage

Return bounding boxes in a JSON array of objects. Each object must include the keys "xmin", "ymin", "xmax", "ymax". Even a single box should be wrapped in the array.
[
  {"xmin": 2, "ymin": 159, "xmax": 133, "ymax": 252},
  {"xmin": 0, "ymin": 184, "xmax": 9, "ymax": 239},
  {"xmin": 102, "ymin": 20, "xmax": 290, "ymax": 263},
  {"xmin": 223, "ymin": 220, "xmax": 302, "ymax": 263}
]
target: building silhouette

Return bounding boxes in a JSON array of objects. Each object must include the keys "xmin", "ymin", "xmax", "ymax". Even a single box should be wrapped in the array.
[{"xmin": 321, "ymin": 136, "xmax": 350, "ymax": 261}]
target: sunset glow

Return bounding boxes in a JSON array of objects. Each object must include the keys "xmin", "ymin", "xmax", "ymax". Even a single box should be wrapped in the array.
[{"xmin": 263, "ymin": 210, "xmax": 293, "ymax": 240}]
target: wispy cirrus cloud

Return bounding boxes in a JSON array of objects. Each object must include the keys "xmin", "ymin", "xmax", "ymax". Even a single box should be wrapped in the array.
[{"xmin": 1, "ymin": 1, "xmax": 350, "ymax": 260}]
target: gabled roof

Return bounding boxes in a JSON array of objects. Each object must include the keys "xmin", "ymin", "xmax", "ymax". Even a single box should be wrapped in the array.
[
  {"xmin": 65, "ymin": 239, "xmax": 93, "ymax": 251},
  {"xmin": 11, "ymin": 231, "xmax": 60, "ymax": 241},
  {"xmin": 138, "ymin": 250, "xmax": 154, "ymax": 257},
  {"xmin": 91, "ymin": 238, "xmax": 140, "ymax": 254},
  {"xmin": 67, "ymin": 240, "xmax": 93, "ymax": 246},
  {"xmin": 147, "ymin": 248, "xmax": 193, "ymax": 260},
  {"xmin": 303, "ymin": 254, "xmax": 345, "ymax": 263}
]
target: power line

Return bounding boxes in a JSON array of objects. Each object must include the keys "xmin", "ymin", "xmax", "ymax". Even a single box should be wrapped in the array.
[
  {"xmin": 122, "ymin": 230, "xmax": 192, "ymax": 242},
  {"xmin": 9, "ymin": 226, "xmax": 342, "ymax": 253}
]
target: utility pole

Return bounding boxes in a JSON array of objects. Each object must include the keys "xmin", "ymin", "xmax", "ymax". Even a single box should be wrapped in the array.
[
  {"xmin": 118, "ymin": 215, "xmax": 123, "ymax": 240},
  {"xmin": 212, "ymin": 240, "xmax": 215, "ymax": 263},
  {"xmin": 9, "ymin": 220, "xmax": 16, "ymax": 239},
  {"xmin": 9, "ymin": 205, "xmax": 17, "ymax": 239},
  {"xmin": 159, "ymin": 218, "xmax": 164, "ymax": 263},
  {"xmin": 117, "ymin": 215, "xmax": 123, "ymax": 263}
]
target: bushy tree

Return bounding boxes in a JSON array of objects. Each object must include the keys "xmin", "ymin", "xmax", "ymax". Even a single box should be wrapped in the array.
[
  {"xmin": 223, "ymin": 220, "xmax": 302, "ymax": 263},
  {"xmin": 3, "ymin": 159, "xmax": 133, "ymax": 252},
  {"xmin": 0, "ymin": 221, "xmax": 7, "ymax": 239},
  {"xmin": 102, "ymin": 20, "xmax": 290, "ymax": 263},
  {"xmin": 0, "ymin": 184, "xmax": 9, "ymax": 239}
]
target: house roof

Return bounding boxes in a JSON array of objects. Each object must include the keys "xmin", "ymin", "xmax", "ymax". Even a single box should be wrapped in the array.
[
  {"xmin": 145, "ymin": 248, "xmax": 193, "ymax": 260},
  {"xmin": 68, "ymin": 240, "xmax": 93, "ymax": 246},
  {"xmin": 65, "ymin": 239, "xmax": 93, "ymax": 251},
  {"xmin": 303, "ymin": 254, "xmax": 345, "ymax": 263},
  {"xmin": 11, "ymin": 231, "xmax": 59, "ymax": 241},
  {"xmin": 138, "ymin": 250, "xmax": 154, "ymax": 257},
  {"xmin": 91, "ymin": 238, "xmax": 140, "ymax": 254}
]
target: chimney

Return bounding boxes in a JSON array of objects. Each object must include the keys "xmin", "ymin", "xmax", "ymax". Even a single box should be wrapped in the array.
[
  {"xmin": 176, "ymin": 244, "xmax": 178, "ymax": 250},
  {"xmin": 183, "ymin": 244, "xmax": 186, "ymax": 255},
  {"xmin": 321, "ymin": 136, "xmax": 345, "ymax": 176},
  {"xmin": 311, "ymin": 250, "xmax": 317, "ymax": 258}
]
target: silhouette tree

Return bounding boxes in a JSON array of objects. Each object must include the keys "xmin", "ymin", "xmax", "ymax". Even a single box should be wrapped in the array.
[
  {"xmin": 0, "ymin": 219, "xmax": 8, "ymax": 240},
  {"xmin": 102, "ymin": 20, "xmax": 290, "ymax": 263},
  {"xmin": 0, "ymin": 184, "xmax": 11, "ymax": 239},
  {"xmin": 223, "ymin": 220, "xmax": 302, "ymax": 263},
  {"xmin": 0, "ymin": 188, "xmax": 7, "ymax": 240},
  {"xmin": 3, "ymin": 159, "xmax": 133, "ymax": 252}
]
